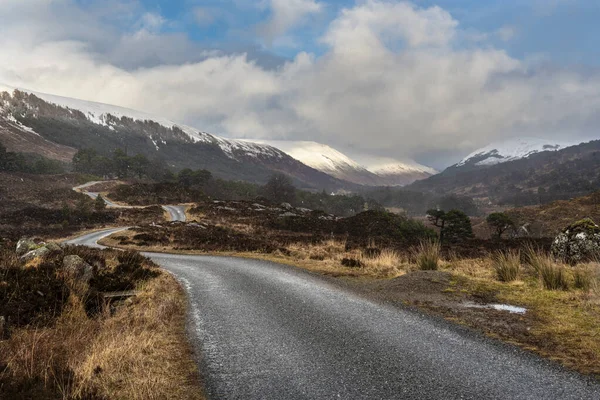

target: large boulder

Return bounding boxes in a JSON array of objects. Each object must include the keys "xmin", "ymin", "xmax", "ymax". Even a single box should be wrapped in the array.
[
  {"xmin": 20, "ymin": 246, "xmax": 51, "ymax": 262},
  {"xmin": 16, "ymin": 237, "xmax": 45, "ymax": 256},
  {"xmin": 551, "ymin": 218, "xmax": 600, "ymax": 264},
  {"xmin": 62, "ymin": 255, "xmax": 94, "ymax": 285}
]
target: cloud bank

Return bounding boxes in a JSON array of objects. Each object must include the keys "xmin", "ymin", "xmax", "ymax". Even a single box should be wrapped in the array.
[{"xmin": 1, "ymin": 0, "xmax": 599, "ymax": 167}]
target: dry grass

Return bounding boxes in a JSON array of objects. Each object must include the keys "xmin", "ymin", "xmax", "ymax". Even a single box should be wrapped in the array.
[
  {"xmin": 415, "ymin": 240, "xmax": 440, "ymax": 271},
  {"xmin": 1, "ymin": 269, "xmax": 204, "ymax": 399},
  {"xmin": 441, "ymin": 255, "xmax": 600, "ymax": 376},
  {"xmin": 283, "ymin": 240, "xmax": 407, "ymax": 278},
  {"xmin": 492, "ymin": 250, "xmax": 521, "ymax": 282},
  {"xmin": 526, "ymin": 249, "xmax": 570, "ymax": 290}
]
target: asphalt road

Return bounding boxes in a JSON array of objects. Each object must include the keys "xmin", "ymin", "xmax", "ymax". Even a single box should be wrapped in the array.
[
  {"xmin": 162, "ymin": 205, "xmax": 187, "ymax": 222},
  {"xmin": 74, "ymin": 182, "xmax": 187, "ymax": 221},
  {"xmin": 68, "ymin": 229, "xmax": 600, "ymax": 400}
]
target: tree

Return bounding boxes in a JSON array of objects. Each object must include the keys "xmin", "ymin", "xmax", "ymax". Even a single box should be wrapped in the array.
[
  {"xmin": 444, "ymin": 210, "xmax": 474, "ymax": 243},
  {"xmin": 427, "ymin": 209, "xmax": 446, "ymax": 243},
  {"xmin": 72, "ymin": 148, "xmax": 97, "ymax": 173},
  {"xmin": 130, "ymin": 154, "xmax": 150, "ymax": 179},
  {"xmin": 178, "ymin": 168, "xmax": 195, "ymax": 188},
  {"xmin": 427, "ymin": 209, "xmax": 474, "ymax": 243},
  {"xmin": 95, "ymin": 194, "xmax": 107, "ymax": 211},
  {"xmin": 262, "ymin": 173, "xmax": 296, "ymax": 204},
  {"xmin": 113, "ymin": 148, "xmax": 130, "ymax": 178},
  {"xmin": 486, "ymin": 212, "xmax": 515, "ymax": 239}
]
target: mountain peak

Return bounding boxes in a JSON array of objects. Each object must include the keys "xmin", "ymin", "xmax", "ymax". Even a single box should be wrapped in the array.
[{"xmin": 457, "ymin": 137, "xmax": 576, "ymax": 167}]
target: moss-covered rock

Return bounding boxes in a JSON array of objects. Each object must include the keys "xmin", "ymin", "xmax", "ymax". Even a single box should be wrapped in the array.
[{"xmin": 551, "ymin": 218, "xmax": 600, "ymax": 264}]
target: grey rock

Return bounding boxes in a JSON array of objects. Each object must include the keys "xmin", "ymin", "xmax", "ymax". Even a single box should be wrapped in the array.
[
  {"xmin": 280, "ymin": 202, "xmax": 293, "ymax": 210},
  {"xmin": 551, "ymin": 218, "xmax": 600, "ymax": 264},
  {"xmin": 279, "ymin": 212, "xmax": 298, "ymax": 218},
  {"xmin": 63, "ymin": 255, "xmax": 94, "ymax": 284},
  {"xmin": 45, "ymin": 242, "xmax": 63, "ymax": 253},
  {"xmin": 16, "ymin": 237, "xmax": 45, "ymax": 256},
  {"xmin": 20, "ymin": 246, "xmax": 51, "ymax": 262}
]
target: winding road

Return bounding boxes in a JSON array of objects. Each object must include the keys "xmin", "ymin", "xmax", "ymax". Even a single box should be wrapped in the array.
[
  {"xmin": 66, "ymin": 228, "xmax": 600, "ymax": 400},
  {"xmin": 74, "ymin": 181, "xmax": 187, "ymax": 222}
]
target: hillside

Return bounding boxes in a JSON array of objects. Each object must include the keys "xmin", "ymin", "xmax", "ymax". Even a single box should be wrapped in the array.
[
  {"xmin": 246, "ymin": 140, "xmax": 435, "ymax": 186},
  {"xmin": 504, "ymin": 191, "xmax": 600, "ymax": 237},
  {"xmin": 407, "ymin": 139, "xmax": 600, "ymax": 207},
  {"xmin": 0, "ymin": 86, "xmax": 358, "ymax": 191},
  {"xmin": 458, "ymin": 137, "xmax": 574, "ymax": 167}
]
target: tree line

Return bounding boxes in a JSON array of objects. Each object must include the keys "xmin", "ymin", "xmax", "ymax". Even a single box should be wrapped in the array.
[{"xmin": 0, "ymin": 142, "xmax": 64, "ymax": 174}]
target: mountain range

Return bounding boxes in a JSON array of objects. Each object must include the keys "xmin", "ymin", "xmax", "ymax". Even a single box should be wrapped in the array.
[
  {"xmin": 0, "ymin": 85, "xmax": 434, "ymax": 188},
  {"xmin": 457, "ymin": 137, "xmax": 575, "ymax": 167},
  {"xmin": 1, "ymin": 84, "xmax": 597, "ymax": 205}
]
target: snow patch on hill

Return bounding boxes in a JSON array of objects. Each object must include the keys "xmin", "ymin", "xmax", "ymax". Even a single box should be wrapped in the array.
[
  {"xmin": 458, "ymin": 137, "xmax": 576, "ymax": 166},
  {"xmin": 248, "ymin": 140, "xmax": 436, "ymax": 186},
  {"xmin": 250, "ymin": 140, "xmax": 366, "ymax": 173},
  {"xmin": 365, "ymin": 158, "xmax": 438, "ymax": 176},
  {"xmin": 0, "ymin": 84, "xmax": 289, "ymax": 162}
]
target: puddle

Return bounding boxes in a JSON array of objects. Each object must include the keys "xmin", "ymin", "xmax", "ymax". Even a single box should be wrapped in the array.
[{"xmin": 461, "ymin": 302, "xmax": 527, "ymax": 314}]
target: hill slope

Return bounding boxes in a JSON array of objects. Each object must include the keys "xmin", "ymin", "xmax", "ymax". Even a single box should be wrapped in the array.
[
  {"xmin": 408, "ymin": 139, "xmax": 600, "ymax": 207},
  {"xmin": 458, "ymin": 137, "xmax": 574, "ymax": 167},
  {"xmin": 250, "ymin": 140, "xmax": 435, "ymax": 186},
  {"xmin": 0, "ymin": 86, "xmax": 357, "ymax": 190}
]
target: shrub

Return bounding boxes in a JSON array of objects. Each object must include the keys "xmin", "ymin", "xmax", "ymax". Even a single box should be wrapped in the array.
[
  {"xmin": 492, "ymin": 250, "xmax": 521, "ymax": 282},
  {"xmin": 416, "ymin": 240, "xmax": 440, "ymax": 271}
]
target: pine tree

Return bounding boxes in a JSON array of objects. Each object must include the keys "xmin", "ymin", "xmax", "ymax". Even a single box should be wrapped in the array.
[{"xmin": 95, "ymin": 194, "xmax": 107, "ymax": 211}]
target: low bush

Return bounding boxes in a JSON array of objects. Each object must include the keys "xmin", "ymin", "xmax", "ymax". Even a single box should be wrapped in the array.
[{"xmin": 492, "ymin": 250, "xmax": 520, "ymax": 282}]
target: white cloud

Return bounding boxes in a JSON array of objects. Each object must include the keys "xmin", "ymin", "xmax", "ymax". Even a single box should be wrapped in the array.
[
  {"xmin": 1, "ymin": 0, "xmax": 600, "ymax": 164},
  {"xmin": 259, "ymin": 0, "xmax": 323, "ymax": 43}
]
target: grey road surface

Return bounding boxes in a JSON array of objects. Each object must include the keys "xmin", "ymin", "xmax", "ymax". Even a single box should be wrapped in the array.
[
  {"xmin": 73, "ymin": 181, "xmax": 123, "ymax": 208},
  {"xmin": 162, "ymin": 205, "xmax": 187, "ymax": 222},
  {"xmin": 68, "ymin": 229, "xmax": 600, "ymax": 400},
  {"xmin": 74, "ymin": 182, "xmax": 187, "ymax": 221}
]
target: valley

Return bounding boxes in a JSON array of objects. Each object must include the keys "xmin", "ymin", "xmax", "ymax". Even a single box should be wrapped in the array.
[{"xmin": 1, "ymin": 87, "xmax": 600, "ymax": 399}]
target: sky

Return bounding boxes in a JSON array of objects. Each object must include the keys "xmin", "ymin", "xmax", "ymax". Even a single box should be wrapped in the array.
[{"xmin": 1, "ymin": 0, "xmax": 600, "ymax": 169}]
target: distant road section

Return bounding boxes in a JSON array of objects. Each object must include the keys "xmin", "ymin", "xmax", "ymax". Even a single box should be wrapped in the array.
[
  {"xmin": 73, "ymin": 181, "xmax": 122, "ymax": 208},
  {"xmin": 66, "ymin": 229, "xmax": 600, "ymax": 400},
  {"xmin": 73, "ymin": 181, "xmax": 187, "ymax": 222},
  {"xmin": 162, "ymin": 205, "xmax": 187, "ymax": 222}
]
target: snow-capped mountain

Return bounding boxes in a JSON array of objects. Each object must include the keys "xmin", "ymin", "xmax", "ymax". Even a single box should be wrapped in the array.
[
  {"xmin": 0, "ymin": 85, "xmax": 353, "ymax": 189},
  {"xmin": 0, "ymin": 83, "xmax": 286, "ymax": 161},
  {"xmin": 247, "ymin": 140, "xmax": 436, "ymax": 186},
  {"xmin": 365, "ymin": 158, "xmax": 437, "ymax": 186},
  {"xmin": 457, "ymin": 137, "xmax": 576, "ymax": 167},
  {"xmin": 247, "ymin": 140, "xmax": 380, "ymax": 185},
  {"xmin": 0, "ymin": 84, "xmax": 435, "ymax": 187}
]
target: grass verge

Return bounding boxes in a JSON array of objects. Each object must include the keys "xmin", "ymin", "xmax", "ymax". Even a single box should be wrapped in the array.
[{"xmin": 0, "ymin": 248, "xmax": 204, "ymax": 400}]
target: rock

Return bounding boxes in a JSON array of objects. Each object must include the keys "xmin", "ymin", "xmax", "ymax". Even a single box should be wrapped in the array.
[
  {"xmin": 62, "ymin": 255, "xmax": 94, "ymax": 284},
  {"xmin": 280, "ymin": 202, "xmax": 293, "ymax": 210},
  {"xmin": 551, "ymin": 218, "xmax": 600, "ymax": 264},
  {"xmin": 45, "ymin": 242, "xmax": 63, "ymax": 253},
  {"xmin": 279, "ymin": 212, "xmax": 298, "ymax": 218},
  {"xmin": 16, "ymin": 237, "xmax": 45, "ymax": 256},
  {"xmin": 20, "ymin": 246, "xmax": 51, "ymax": 262}
]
